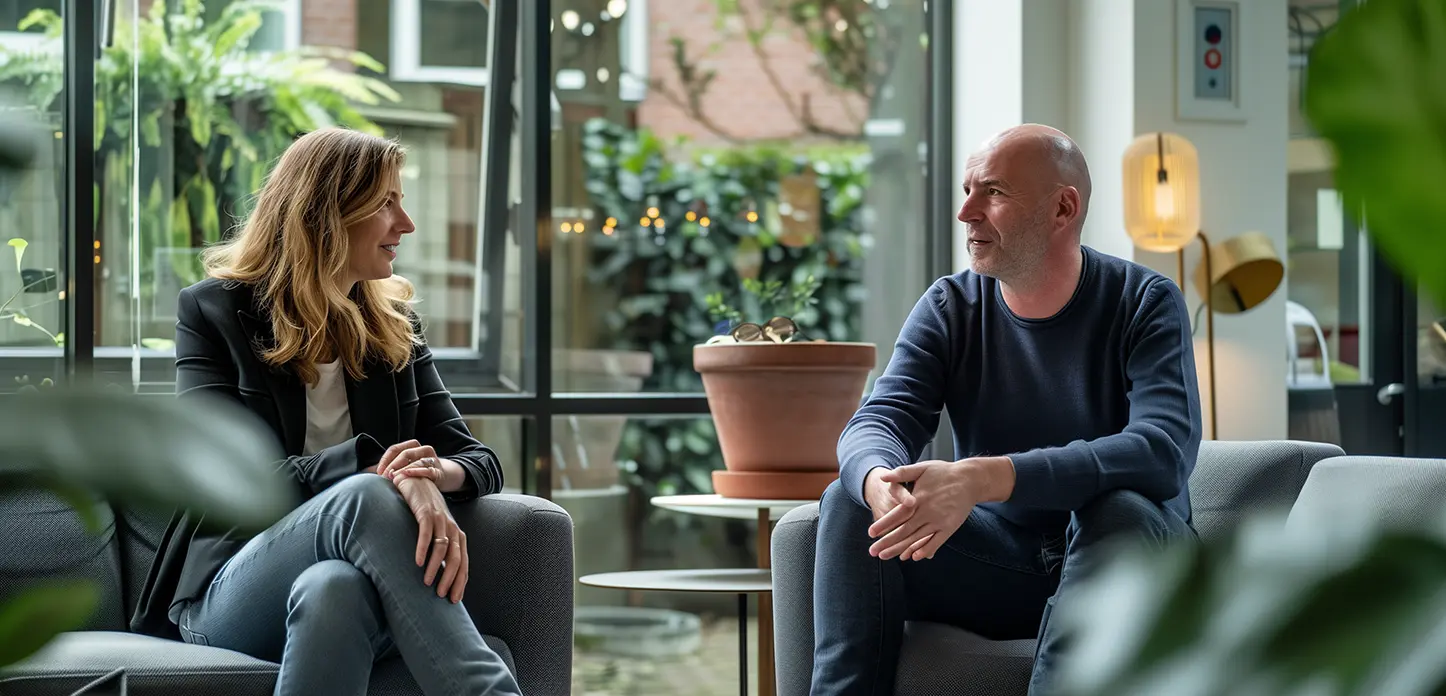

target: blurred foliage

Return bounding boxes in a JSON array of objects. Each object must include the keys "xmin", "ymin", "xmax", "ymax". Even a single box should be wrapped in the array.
[
  {"xmin": 1056, "ymin": 513, "xmax": 1446, "ymax": 696},
  {"xmin": 579, "ymin": 117, "xmax": 868, "ymax": 507},
  {"xmin": 1302, "ymin": 0, "xmax": 1446, "ymax": 307},
  {"xmin": 0, "ymin": 0, "xmax": 398, "ymax": 295},
  {"xmin": 0, "ymin": 387, "xmax": 292, "ymax": 669}
]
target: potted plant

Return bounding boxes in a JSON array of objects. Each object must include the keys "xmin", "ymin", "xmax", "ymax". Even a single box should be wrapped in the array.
[{"xmin": 694, "ymin": 275, "xmax": 875, "ymax": 500}]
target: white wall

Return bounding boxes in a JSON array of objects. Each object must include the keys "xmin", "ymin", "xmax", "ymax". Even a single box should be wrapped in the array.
[
  {"xmin": 1070, "ymin": 0, "xmax": 1136, "ymax": 261},
  {"xmin": 951, "ymin": 0, "xmax": 1290, "ymax": 441}
]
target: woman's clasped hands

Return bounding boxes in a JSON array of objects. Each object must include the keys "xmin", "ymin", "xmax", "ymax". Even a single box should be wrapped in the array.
[{"xmin": 368, "ymin": 439, "xmax": 469, "ymax": 603}]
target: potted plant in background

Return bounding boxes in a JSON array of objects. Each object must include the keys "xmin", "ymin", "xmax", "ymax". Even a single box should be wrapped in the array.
[{"xmin": 696, "ymin": 275, "xmax": 875, "ymax": 499}]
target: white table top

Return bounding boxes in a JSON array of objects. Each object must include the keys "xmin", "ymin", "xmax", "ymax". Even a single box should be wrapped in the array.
[
  {"xmin": 651, "ymin": 494, "xmax": 816, "ymax": 521},
  {"xmin": 580, "ymin": 568, "xmax": 773, "ymax": 594}
]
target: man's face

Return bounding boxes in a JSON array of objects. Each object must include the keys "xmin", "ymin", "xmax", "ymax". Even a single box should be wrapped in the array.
[{"xmin": 956, "ymin": 145, "xmax": 1055, "ymax": 283}]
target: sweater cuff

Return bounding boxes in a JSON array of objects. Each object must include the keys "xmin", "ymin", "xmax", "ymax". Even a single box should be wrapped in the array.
[
  {"xmin": 1005, "ymin": 448, "xmax": 1095, "ymax": 509},
  {"xmin": 840, "ymin": 455, "xmax": 890, "ymax": 509}
]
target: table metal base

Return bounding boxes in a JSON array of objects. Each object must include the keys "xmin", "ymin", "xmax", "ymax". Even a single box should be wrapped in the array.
[{"xmin": 738, "ymin": 593, "xmax": 748, "ymax": 696}]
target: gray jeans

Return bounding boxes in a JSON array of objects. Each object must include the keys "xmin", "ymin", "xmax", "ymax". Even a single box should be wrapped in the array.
[{"xmin": 177, "ymin": 474, "xmax": 523, "ymax": 696}]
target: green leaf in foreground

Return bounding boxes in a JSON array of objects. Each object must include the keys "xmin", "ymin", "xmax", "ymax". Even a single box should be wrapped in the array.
[
  {"xmin": 0, "ymin": 386, "xmax": 295, "ymax": 532},
  {"xmin": 0, "ymin": 580, "xmax": 99, "ymax": 667},
  {"xmin": 1302, "ymin": 0, "xmax": 1446, "ymax": 307}
]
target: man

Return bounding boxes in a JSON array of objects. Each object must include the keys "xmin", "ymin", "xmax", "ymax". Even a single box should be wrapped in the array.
[{"xmin": 811, "ymin": 124, "xmax": 1201, "ymax": 695}]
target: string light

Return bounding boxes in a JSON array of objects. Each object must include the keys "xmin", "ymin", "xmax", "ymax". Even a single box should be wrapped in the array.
[
  {"xmin": 647, "ymin": 206, "xmax": 660, "ymax": 218},
  {"xmin": 605, "ymin": 217, "xmax": 618, "ymax": 227},
  {"xmin": 640, "ymin": 217, "xmax": 651, "ymax": 227},
  {"xmin": 699, "ymin": 216, "xmax": 711, "ymax": 227},
  {"xmin": 746, "ymin": 211, "xmax": 759, "ymax": 223},
  {"xmin": 560, "ymin": 221, "xmax": 574, "ymax": 233},
  {"xmin": 685, "ymin": 211, "xmax": 696, "ymax": 222}
]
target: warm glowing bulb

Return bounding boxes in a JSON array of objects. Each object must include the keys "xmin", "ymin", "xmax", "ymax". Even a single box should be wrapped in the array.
[
  {"xmin": 1154, "ymin": 180, "xmax": 1175, "ymax": 220},
  {"xmin": 561, "ymin": 10, "xmax": 580, "ymax": 30},
  {"xmin": 603, "ymin": 226, "xmax": 615, "ymax": 236},
  {"xmin": 700, "ymin": 217, "xmax": 711, "ymax": 227},
  {"xmin": 574, "ymin": 222, "xmax": 585, "ymax": 233},
  {"xmin": 746, "ymin": 211, "xmax": 758, "ymax": 223},
  {"xmin": 640, "ymin": 217, "xmax": 651, "ymax": 227},
  {"xmin": 560, "ymin": 222, "xmax": 574, "ymax": 233},
  {"xmin": 606, "ymin": 217, "xmax": 618, "ymax": 227},
  {"xmin": 647, "ymin": 206, "xmax": 660, "ymax": 218},
  {"xmin": 607, "ymin": 0, "xmax": 628, "ymax": 17},
  {"xmin": 685, "ymin": 211, "xmax": 697, "ymax": 221}
]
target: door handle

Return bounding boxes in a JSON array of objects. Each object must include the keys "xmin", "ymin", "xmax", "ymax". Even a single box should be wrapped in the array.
[{"xmin": 1377, "ymin": 382, "xmax": 1406, "ymax": 405}]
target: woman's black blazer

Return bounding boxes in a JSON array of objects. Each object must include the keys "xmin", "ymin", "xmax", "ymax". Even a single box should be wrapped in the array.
[{"xmin": 129, "ymin": 277, "xmax": 504, "ymax": 639}]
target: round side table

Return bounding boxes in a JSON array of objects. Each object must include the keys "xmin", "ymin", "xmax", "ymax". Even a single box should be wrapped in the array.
[
  {"xmin": 580, "ymin": 569, "xmax": 773, "ymax": 696},
  {"xmin": 650, "ymin": 494, "xmax": 816, "ymax": 696}
]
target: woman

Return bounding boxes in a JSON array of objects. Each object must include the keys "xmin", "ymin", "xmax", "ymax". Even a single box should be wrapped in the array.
[{"xmin": 130, "ymin": 128, "xmax": 523, "ymax": 696}]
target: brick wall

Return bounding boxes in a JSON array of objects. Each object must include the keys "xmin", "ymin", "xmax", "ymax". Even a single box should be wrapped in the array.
[
  {"xmin": 638, "ymin": 0, "xmax": 867, "ymax": 145},
  {"xmin": 301, "ymin": 0, "xmax": 357, "ymax": 50}
]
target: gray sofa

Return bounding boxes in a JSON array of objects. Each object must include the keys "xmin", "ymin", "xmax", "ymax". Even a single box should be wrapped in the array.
[
  {"xmin": 0, "ymin": 486, "xmax": 574, "ymax": 696},
  {"xmin": 770, "ymin": 439, "xmax": 1348, "ymax": 695}
]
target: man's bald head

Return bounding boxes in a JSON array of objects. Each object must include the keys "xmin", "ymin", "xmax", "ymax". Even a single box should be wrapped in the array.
[{"xmin": 981, "ymin": 124, "xmax": 1093, "ymax": 220}]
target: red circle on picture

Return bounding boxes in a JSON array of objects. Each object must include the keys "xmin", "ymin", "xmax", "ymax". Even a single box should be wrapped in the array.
[{"xmin": 1204, "ymin": 49, "xmax": 1222, "ymax": 69}]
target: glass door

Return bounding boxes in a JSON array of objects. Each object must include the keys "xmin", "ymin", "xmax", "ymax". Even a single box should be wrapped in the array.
[{"xmin": 1405, "ymin": 285, "xmax": 1446, "ymax": 456}]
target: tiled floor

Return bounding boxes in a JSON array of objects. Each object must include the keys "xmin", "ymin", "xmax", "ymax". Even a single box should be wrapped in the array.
[{"xmin": 572, "ymin": 615, "xmax": 758, "ymax": 695}]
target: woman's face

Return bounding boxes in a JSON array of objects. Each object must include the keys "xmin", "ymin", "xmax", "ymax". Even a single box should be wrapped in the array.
[{"xmin": 345, "ymin": 179, "xmax": 414, "ymax": 286}]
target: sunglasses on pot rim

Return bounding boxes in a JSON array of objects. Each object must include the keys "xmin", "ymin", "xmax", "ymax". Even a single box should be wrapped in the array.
[{"xmin": 708, "ymin": 316, "xmax": 813, "ymax": 344}]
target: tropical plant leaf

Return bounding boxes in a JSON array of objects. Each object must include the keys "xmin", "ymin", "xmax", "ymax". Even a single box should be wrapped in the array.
[
  {"xmin": 1302, "ymin": 0, "xmax": 1446, "ymax": 306},
  {"xmin": 0, "ymin": 580, "xmax": 99, "ymax": 668}
]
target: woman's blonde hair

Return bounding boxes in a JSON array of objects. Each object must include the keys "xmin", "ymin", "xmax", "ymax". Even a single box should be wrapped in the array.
[{"xmin": 202, "ymin": 127, "xmax": 420, "ymax": 385}]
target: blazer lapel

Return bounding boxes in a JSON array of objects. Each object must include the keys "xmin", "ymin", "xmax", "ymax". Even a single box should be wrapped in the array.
[
  {"xmin": 236, "ymin": 308, "xmax": 307, "ymax": 456},
  {"xmin": 346, "ymin": 358, "xmax": 400, "ymax": 449}
]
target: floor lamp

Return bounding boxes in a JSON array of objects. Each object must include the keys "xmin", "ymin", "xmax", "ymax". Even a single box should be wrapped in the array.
[{"xmin": 1123, "ymin": 133, "xmax": 1284, "ymax": 439}]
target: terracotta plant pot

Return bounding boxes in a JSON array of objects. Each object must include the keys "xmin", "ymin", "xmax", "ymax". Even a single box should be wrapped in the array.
[{"xmin": 694, "ymin": 341, "xmax": 876, "ymax": 500}]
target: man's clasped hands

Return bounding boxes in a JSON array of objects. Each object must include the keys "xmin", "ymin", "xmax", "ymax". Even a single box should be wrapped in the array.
[{"xmin": 863, "ymin": 456, "xmax": 1016, "ymax": 561}]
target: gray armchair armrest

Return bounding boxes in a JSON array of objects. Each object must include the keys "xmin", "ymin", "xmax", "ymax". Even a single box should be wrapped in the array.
[
  {"xmin": 452, "ymin": 494, "xmax": 573, "ymax": 696},
  {"xmin": 772, "ymin": 503, "xmax": 820, "ymax": 696},
  {"xmin": 1286, "ymin": 455, "xmax": 1446, "ymax": 535}
]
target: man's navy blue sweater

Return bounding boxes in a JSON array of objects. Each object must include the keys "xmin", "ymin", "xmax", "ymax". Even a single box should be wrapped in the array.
[{"xmin": 838, "ymin": 245, "xmax": 1202, "ymax": 532}]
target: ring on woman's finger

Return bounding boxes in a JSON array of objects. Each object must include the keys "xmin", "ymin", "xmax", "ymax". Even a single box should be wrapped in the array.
[{"xmin": 433, "ymin": 537, "xmax": 449, "ymax": 544}]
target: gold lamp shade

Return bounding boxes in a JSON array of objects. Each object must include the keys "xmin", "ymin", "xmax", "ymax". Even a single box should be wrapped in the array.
[
  {"xmin": 1122, "ymin": 132, "xmax": 1202, "ymax": 253},
  {"xmin": 1193, "ymin": 231, "xmax": 1285, "ymax": 314}
]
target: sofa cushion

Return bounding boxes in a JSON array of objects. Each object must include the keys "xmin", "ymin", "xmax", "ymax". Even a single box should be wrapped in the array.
[
  {"xmin": 0, "ymin": 630, "xmax": 517, "ymax": 696},
  {"xmin": 897, "ymin": 623, "xmax": 1035, "ymax": 695},
  {"xmin": 0, "ymin": 487, "xmax": 127, "ymax": 631}
]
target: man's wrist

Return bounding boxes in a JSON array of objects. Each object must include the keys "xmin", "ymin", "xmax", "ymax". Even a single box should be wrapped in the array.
[{"xmin": 960, "ymin": 456, "xmax": 1015, "ymax": 502}]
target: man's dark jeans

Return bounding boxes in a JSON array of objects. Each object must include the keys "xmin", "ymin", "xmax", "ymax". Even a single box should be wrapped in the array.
[{"xmin": 809, "ymin": 479, "xmax": 1193, "ymax": 696}]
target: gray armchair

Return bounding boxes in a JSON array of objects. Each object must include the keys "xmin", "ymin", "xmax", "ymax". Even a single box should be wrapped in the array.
[
  {"xmin": 770, "ymin": 439, "xmax": 1346, "ymax": 696},
  {"xmin": 0, "ymin": 487, "xmax": 574, "ymax": 696}
]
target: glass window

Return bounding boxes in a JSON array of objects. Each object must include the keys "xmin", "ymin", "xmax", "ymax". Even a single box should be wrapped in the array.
[
  {"xmin": 107, "ymin": 0, "xmax": 524, "ymax": 393},
  {"xmin": 559, "ymin": 415, "xmax": 761, "ymax": 696},
  {"xmin": 0, "ymin": 0, "xmax": 66, "ymax": 391},
  {"xmin": 550, "ymin": 0, "xmax": 934, "ymax": 394},
  {"xmin": 1285, "ymin": 2, "xmax": 1364, "ymax": 387},
  {"xmin": 461, "ymin": 415, "xmax": 529, "ymax": 492}
]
